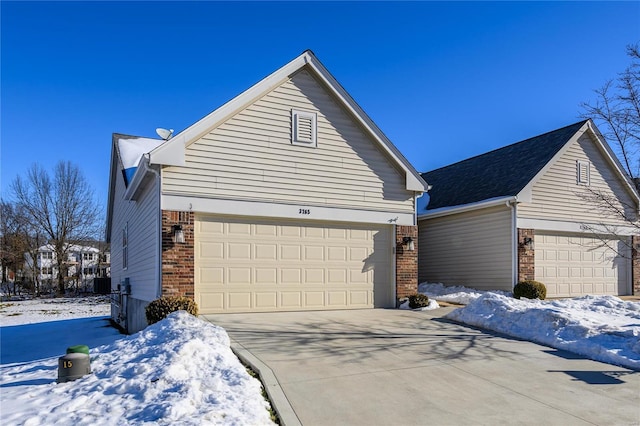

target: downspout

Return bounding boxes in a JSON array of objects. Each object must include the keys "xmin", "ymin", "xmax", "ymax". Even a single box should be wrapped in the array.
[
  {"xmin": 507, "ymin": 199, "xmax": 517, "ymax": 289},
  {"xmin": 143, "ymin": 154, "xmax": 163, "ymax": 299}
]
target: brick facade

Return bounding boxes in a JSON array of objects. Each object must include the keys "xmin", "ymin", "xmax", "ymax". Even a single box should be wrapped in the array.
[
  {"xmin": 395, "ymin": 225, "xmax": 418, "ymax": 305},
  {"xmin": 161, "ymin": 210, "xmax": 195, "ymax": 298},
  {"xmin": 517, "ymin": 228, "xmax": 535, "ymax": 282},
  {"xmin": 633, "ymin": 236, "xmax": 640, "ymax": 295}
]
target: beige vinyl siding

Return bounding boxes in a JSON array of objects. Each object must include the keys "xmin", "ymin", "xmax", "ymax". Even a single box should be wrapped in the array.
[
  {"xmin": 418, "ymin": 205, "xmax": 513, "ymax": 291},
  {"xmin": 518, "ymin": 132, "xmax": 637, "ymax": 225},
  {"xmin": 110, "ymin": 170, "xmax": 160, "ymax": 302},
  {"xmin": 162, "ymin": 69, "xmax": 413, "ymax": 213}
]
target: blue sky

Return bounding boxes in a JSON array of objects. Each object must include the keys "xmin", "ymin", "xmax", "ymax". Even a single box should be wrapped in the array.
[{"xmin": 2, "ymin": 1, "xmax": 639, "ymax": 212}]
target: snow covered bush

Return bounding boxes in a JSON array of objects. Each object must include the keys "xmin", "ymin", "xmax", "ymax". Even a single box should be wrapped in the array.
[
  {"xmin": 408, "ymin": 293, "xmax": 430, "ymax": 309},
  {"xmin": 513, "ymin": 280, "xmax": 547, "ymax": 300},
  {"xmin": 145, "ymin": 296, "xmax": 199, "ymax": 325}
]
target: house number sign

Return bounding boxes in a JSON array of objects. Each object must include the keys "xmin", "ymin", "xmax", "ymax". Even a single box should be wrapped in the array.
[{"xmin": 298, "ymin": 208, "xmax": 311, "ymax": 215}]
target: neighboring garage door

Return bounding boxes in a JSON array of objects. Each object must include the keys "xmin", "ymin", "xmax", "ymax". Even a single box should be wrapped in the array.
[
  {"xmin": 195, "ymin": 215, "xmax": 393, "ymax": 313},
  {"xmin": 535, "ymin": 231, "xmax": 631, "ymax": 297}
]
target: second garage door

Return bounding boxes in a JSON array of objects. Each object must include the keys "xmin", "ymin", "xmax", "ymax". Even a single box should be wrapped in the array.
[
  {"xmin": 195, "ymin": 215, "xmax": 393, "ymax": 313},
  {"xmin": 534, "ymin": 232, "xmax": 631, "ymax": 297}
]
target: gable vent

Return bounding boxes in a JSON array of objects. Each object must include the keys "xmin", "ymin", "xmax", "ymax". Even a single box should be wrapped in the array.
[
  {"xmin": 292, "ymin": 109, "xmax": 317, "ymax": 147},
  {"xmin": 577, "ymin": 160, "xmax": 590, "ymax": 185}
]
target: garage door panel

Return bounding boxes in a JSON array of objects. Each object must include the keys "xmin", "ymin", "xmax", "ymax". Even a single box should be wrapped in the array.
[
  {"xmin": 196, "ymin": 215, "xmax": 392, "ymax": 313},
  {"xmin": 200, "ymin": 242, "xmax": 223, "ymax": 259},
  {"xmin": 201, "ymin": 267, "xmax": 224, "ymax": 284},
  {"xmin": 255, "ymin": 244, "xmax": 277, "ymax": 260},
  {"xmin": 255, "ymin": 268, "xmax": 277, "ymax": 284},
  {"xmin": 535, "ymin": 232, "xmax": 630, "ymax": 297},
  {"xmin": 304, "ymin": 246, "xmax": 324, "ymax": 261},
  {"xmin": 281, "ymin": 292, "xmax": 302, "ymax": 307},
  {"xmin": 228, "ymin": 243, "xmax": 251, "ymax": 259},
  {"xmin": 255, "ymin": 292, "xmax": 277, "ymax": 309},
  {"xmin": 305, "ymin": 292, "xmax": 324, "ymax": 307}
]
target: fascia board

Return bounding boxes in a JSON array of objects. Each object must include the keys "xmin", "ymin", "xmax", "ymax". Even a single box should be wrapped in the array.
[
  {"xmin": 105, "ymin": 136, "xmax": 120, "ymax": 242},
  {"xmin": 149, "ymin": 55, "xmax": 308, "ymax": 167},
  {"xmin": 516, "ymin": 123, "xmax": 587, "ymax": 203},
  {"xmin": 418, "ymin": 196, "xmax": 516, "ymax": 220},
  {"xmin": 304, "ymin": 52, "xmax": 428, "ymax": 193},
  {"xmin": 586, "ymin": 120, "xmax": 640, "ymax": 206}
]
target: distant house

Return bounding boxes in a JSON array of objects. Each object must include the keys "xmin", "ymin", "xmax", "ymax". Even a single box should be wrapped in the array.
[
  {"xmin": 106, "ymin": 51, "xmax": 428, "ymax": 333},
  {"xmin": 25, "ymin": 244, "xmax": 110, "ymax": 286},
  {"xmin": 418, "ymin": 120, "xmax": 640, "ymax": 297}
]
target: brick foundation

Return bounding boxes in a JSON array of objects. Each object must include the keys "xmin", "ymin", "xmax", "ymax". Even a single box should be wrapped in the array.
[
  {"xmin": 161, "ymin": 210, "xmax": 195, "ymax": 298},
  {"xmin": 395, "ymin": 225, "xmax": 418, "ymax": 305},
  {"xmin": 633, "ymin": 236, "xmax": 640, "ymax": 295},
  {"xmin": 517, "ymin": 228, "xmax": 535, "ymax": 282}
]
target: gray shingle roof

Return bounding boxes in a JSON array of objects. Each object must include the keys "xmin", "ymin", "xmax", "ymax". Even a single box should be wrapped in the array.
[{"xmin": 421, "ymin": 120, "xmax": 588, "ymax": 211}]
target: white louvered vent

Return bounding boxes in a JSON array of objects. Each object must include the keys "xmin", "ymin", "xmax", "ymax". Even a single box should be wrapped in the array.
[
  {"xmin": 292, "ymin": 109, "xmax": 317, "ymax": 147},
  {"xmin": 577, "ymin": 160, "xmax": 590, "ymax": 185}
]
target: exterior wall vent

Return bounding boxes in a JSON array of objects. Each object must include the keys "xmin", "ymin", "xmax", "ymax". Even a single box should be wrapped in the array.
[{"xmin": 291, "ymin": 109, "xmax": 317, "ymax": 147}]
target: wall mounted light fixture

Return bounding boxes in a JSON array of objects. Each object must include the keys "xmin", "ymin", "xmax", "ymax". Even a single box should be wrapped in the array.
[
  {"xmin": 402, "ymin": 236, "xmax": 415, "ymax": 251},
  {"xmin": 520, "ymin": 237, "xmax": 533, "ymax": 250},
  {"xmin": 172, "ymin": 224, "xmax": 185, "ymax": 244}
]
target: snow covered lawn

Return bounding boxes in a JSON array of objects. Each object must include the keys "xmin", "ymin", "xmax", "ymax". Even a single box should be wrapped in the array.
[
  {"xmin": 420, "ymin": 283, "xmax": 640, "ymax": 371},
  {"xmin": 0, "ymin": 297, "xmax": 274, "ymax": 425}
]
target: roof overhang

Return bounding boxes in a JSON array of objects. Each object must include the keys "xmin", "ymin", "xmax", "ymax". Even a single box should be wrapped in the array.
[
  {"xmin": 418, "ymin": 196, "xmax": 517, "ymax": 220},
  {"xmin": 517, "ymin": 120, "xmax": 640, "ymax": 210},
  {"xmin": 148, "ymin": 50, "xmax": 428, "ymax": 193}
]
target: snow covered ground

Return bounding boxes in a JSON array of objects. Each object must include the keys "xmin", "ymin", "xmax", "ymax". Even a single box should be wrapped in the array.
[
  {"xmin": 0, "ymin": 297, "xmax": 274, "ymax": 425},
  {"xmin": 420, "ymin": 283, "xmax": 640, "ymax": 371}
]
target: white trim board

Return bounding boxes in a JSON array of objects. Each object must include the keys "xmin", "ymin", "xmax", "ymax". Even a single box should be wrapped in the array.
[
  {"xmin": 517, "ymin": 217, "xmax": 638, "ymax": 236},
  {"xmin": 162, "ymin": 194, "xmax": 415, "ymax": 226}
]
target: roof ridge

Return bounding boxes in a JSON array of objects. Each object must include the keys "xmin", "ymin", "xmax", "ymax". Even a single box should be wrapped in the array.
[{"xmin": 422, "ymin": 119, "xmax": 588, "ymax": 175}]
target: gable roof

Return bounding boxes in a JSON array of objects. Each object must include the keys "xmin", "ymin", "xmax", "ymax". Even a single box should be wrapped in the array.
[
  {"xmin": 421, "ymin": 121, "xmax": 588, "ymax": 210},
  {"xmin": 420, "ymin": 120, "xmax": 640, "ymax": 215},
  {"xmin": 148, "ymin": 50, "xmax": 428, "ymax": 193}
]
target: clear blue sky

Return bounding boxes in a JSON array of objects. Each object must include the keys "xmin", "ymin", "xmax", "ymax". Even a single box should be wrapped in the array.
[{"xmin": 2, "ymin": 1, "xmax": 639, "ymax": 212}]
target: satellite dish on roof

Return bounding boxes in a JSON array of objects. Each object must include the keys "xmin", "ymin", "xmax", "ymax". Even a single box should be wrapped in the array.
[{"xmin": 156, "ymin": 128, "xmax": 174, "ymax": 140}]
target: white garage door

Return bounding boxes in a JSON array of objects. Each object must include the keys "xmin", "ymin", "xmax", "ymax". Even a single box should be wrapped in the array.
[
  {"xmin": 535, "ymin": 232, "xmax": 631, "ymax": 297},
  {"xmin": 195, "ymin": 215, "xmax": 393, "ymax": 313}
]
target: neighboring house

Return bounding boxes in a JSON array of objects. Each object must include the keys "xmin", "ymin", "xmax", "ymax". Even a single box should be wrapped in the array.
[
  {"xmin": 418, "ymin": 120, "xmax": 640, "ymax": 297},
  {"xmin": 25, "ymin": 244, "xmax": 111, "ymax": 284},
  {"xmin": 106, "ymin": 51, "xmax": 428, "ymax": 333}
]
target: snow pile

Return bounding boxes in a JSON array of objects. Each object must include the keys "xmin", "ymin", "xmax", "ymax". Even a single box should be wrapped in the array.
[
  {"xmin": 447, "ymin": 293, "xmax": 640, "ymax": 370},
  {"xmin": 419, "ymin": 282, "xmax": 511, "ymax": 305},
  {"xmin": 1, "ymin": 311, "xmax": 274, "ymax": 425},
  {"xmin": 0, "ymin": 295, "xmax": 110, "ymax": 325}
]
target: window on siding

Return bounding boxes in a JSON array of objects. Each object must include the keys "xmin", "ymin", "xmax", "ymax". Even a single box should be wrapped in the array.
[
  {"xmin": 122, "ymin": 223, "xmax": 128, "ymax": 270},
  {"xmin": 291, "ymin": 109, "xmax": 317, "ymax": 147},
  {"xmin": 577, "ymin": 160, "xmax": 590, "ymax": 185}
]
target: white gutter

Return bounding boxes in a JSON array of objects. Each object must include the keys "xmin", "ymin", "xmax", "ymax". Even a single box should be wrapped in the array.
[
  {"xmin": 508, "ymin": 199, "xmax": 517, "ymax": 289},
  {"xmin": 418, "ymin": 196, "xmax": 517, "ymax": 220}
]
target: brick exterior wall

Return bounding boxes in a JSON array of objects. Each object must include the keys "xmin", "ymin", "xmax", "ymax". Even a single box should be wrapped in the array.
[
  {"xmin": 633, "ymin": 236, "xmax": 640, "ymax": 295},
  {"xmin": 395, "ymin": 225, "xmax": 418, "ymax": 305},
  {"xmin": 517, "ymin": 228, "xmax": 535, "ymax": 282},
  {"xmin": 161, "ymin": 210, "xmax": 195, "ymax": 298}
]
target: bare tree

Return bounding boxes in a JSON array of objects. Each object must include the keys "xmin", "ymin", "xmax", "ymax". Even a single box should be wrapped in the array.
[
  {"xmin": 579, "ymin": 43, "xmax": 640, "ymax": 256},
  {"xmin": 581, "ymin": 44, "xmax": 640, "ymax": 180},
  {"xmin": 11, "ymin": 161, "xmax": 101, "ymax": 295}
]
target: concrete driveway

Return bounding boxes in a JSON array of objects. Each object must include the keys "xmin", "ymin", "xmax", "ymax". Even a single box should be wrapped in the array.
[{"xmin": 202, "ymin": 308, "xmax": 639, "ymax": 426}]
